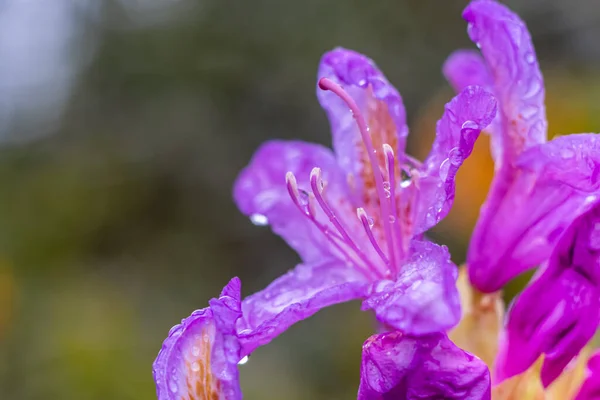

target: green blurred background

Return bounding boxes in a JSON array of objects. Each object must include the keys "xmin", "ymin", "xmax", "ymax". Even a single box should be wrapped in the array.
[{"xmin": 1, "ymin": 0, "xmax": 600, "ymax": 398}]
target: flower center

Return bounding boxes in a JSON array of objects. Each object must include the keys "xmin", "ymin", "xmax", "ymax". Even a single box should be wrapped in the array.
[{"xmin": 285, "ymin": 78, "xmax": 417, "ymax": 280}]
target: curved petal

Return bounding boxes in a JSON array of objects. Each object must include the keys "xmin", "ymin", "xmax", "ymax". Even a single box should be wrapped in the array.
[
  {"xmin": 463, "ymin": 0, "xmax": 547, "ymax": 164},
  {"xmin": 362, "ymin": 241, "xmax": 461, "ymax": 335},
  {"xmin": 575, "ymin": 352, "xmax": 600, "ymax": 400},
  {"xmin": 443, "ymin": 49, "xmax": 502, "ymax": 161},
  {"xmin": 469, "ymin": 134, "xmax": 600, "ymax": 292},
  {"xmin": 238, "ymin": 259, "xmax": 369, "ymax": 355},
  {"xmin": 317, "ymin": 48, "xmax": 408, "ymax": 207},
  {"xmin": 416, "ymin": 85, "xmax": 496, "ymax": 231},
  {"xmin": 153, "ymin": 278, "xmax": 243, "ymax": 400},
  {"xmin": 233, "ymin": 140, "xmax": 350, "ymax": 263},
  {"xmin": 358, "ymin": 331, "xmax": 491, "ymax": 400},
  {"xmin": 443, "ymin": 50, "xmax": 492, "ymax": 93},
  {"xmin": 496, "ymin": 204, "xmax": 600, "ymax": 387}
]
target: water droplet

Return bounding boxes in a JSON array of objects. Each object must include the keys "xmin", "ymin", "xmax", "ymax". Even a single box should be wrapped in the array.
[
  {"xmin": 525, "ymin": 52, "xmax": 535, "ymax": 64},
  {"xmin": 439, "ymin": 159, "xmax": 450, "ymax": 181},
  {"xmin": 520, "ymin": 105, "xmax": 538, "ymax": 119},
  {"xmin": 250, "ymin": 213, "xmax": 268, "ymax": 226},
  {"xmin": 299, "ymin": 190, "xmax": 309, "ymax": 206},
  {"xmin": 191, "ymin": 362, "xmax": 200, "ymax": 372},
  {"xmin": 384, "ymin": 189, "xmax": 391, "ymax": 198},
  {"xmin": 238, "ymin": 355, "xmax": 250, "ymax": 365},
  {"xmin": 202, "ymin": 334, "xmax": 210, "ymax": 343},
  {"xmin": 388, "ymin": 215, "xmax": 396, "ymax": 223},
  {"xmin": 461, "ymin": 120, "xmax": 478, "ymax": 131},
  {"xmin": 467, "ymin": 22, "xmax": 479, "ymax": 41},
  {"xmin": 169, "ymin": 380, "xmax": 178, "ymax": 393},
  {"xmin": 367, "ymin": 217, "xmax": 374, "ymax": 228},
  {"xmin": 448, "ymin": 147, "xmax": 462, "ymax": 166},
  {"xmin": 192, "ymin": 346, "xmax": 200, "ymax": 357},
  {"xmin": 446, "ymin": 109, "xmax": 458, "ymax": 124},
  {"xmin": 382, "ymin": 181, "xmax": 391, "ymax": 190},
  {"xmin": 560, "ymin": 148, "xmax": 575, "ymax": 159},
  {"xmin": 349, "ymin": 63, "xmax": 368, "ymax": 87}
]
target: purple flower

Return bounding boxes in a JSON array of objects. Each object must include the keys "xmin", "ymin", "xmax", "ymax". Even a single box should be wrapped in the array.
[
  {"xmin": 575, "ymin": 351, "xmax": 600, "ymax": 400},
  {"xmin": 495, "ymin": 203, "xmax": 600, "ymax": 387},
  {"xmin": 153, "ymin": 278, "xmax": 244, "ymax": 400},
  {"xmin": 444, "ymin": 0, "xmax": 600, "ymax": 389},
  {"xmin": 444, "ymin": 0, "xmax": 600, "ymax": 293},
  {"xmin": 358, "ymin": 331, "xmax": 490, "ymax": 400},
  {"xmin": 234, "ymin": 48, "xmax": 496, "ymax": 341}
]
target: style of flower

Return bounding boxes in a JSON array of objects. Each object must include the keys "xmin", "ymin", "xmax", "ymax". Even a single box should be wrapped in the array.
[{"xmin": 444, "ymin": 0, "xmax": 600, "ymax": 392}]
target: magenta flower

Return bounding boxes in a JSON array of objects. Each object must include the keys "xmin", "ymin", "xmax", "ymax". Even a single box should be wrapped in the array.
[
  {"xmin": 444, "ymin": 0, "xmax": 600, "ymax": 388},
  {"xmin": 235, "ymin": 49, "xmax": 496, "ymax": 341},
  {"xmin": 495, "ymin": 203, "xmax": 600, "ymax": 387},
  {"xmin": 358, "ymin": 332, "xmax": 490, "ymax": 399},
  {"xmin": 153, "ymin": 45, "xmax": 496, "ymax": 399}
]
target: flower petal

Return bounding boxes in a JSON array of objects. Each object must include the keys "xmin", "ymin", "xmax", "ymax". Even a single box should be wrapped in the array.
[
  {"xmin": 317, "ymin": 48, "xmax": 408, "ymax": 208},
  {"xmin": 362, "ymin": 241, "xmax": 461, "ymax": 335},
  {"xmin": 233, "ymin": 140, "xmax": 349, "ymax": 263},
  {"xmin": 574, "ymin": 351, "xmax": 600, "ymax": 400},
  {"xmin": 238, "ymin": 259, "xmax": 369, "ymax": 355},
  {"xmin": 358, "ymin": 331, "xmax": 490, "ymax": 400},
  {"xmin": 463, "ymin": 0, "xmax": 547, "ymax": 164},
  {"xmin": 153, "ymin": 278, "xmax": 243, "ymax": 400},
  {"xmin": 495, "ymin": 204, "xmax": 600, "ymax": 387},
  {"xmin": 443, "ymin": 50, "xmax": 492, "ymax": 93},
  {"xmin": 469, "ymin": 134, "xmax": 600, "ymax": 292},
  {"xmin": 416, "ymin": 85, "xmax": 496, "ymax": 231},
  {"xmin": 443, "ymin": 49, "xmax": 503, "ymax": 161}
]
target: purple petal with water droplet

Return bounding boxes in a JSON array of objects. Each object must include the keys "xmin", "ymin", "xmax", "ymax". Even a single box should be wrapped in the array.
[
  {"xmin": 496, "ymin": 204, "xmax": 600, "ymax": 386},
  {"xmin": 153, "ymin": 278, "xmax": 243, "ymax": 400},
  {"xmin": 362, "ymin": 241, "xmax": 461, "ymax": 335},
  {"xmin": 233, "ymin": 140, "xmax": 350, "ymax": 263},
  {"xmin": 414, "ymin": 85, "xmax": 496, "ymax": 232},
  {"xmin": 238, "ymin": 259, "xmax": 369, "ymax": 355},
  {"xmin": 469, "ymin": 134, "xmax": 600, "ymax": 292},
  {"xmin": 358, "ymin": 331, "xmax": 490, "ymax": 400}
]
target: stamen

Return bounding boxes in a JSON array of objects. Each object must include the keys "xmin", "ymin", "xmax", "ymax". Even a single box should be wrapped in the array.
[
  {"xmin": 357, "ymin": 207, "xmax": 389, "ymax": 265},
  {"xmin": 309, "ymin": 168, "xmax": 380, "ymax": 275},
  {"xmin": 285, "ymin": 170, "xmax": 380, "ymax": 279},
  {"xmin": 318, "ymin": 78, "xmax": 398, "ymax": 273},
  {"xmin": 383, "ymin": 144, "xmax": 403, "ymax": 268}
]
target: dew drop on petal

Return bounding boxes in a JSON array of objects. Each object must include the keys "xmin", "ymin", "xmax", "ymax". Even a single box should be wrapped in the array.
[
  {"xmin": 384, "ymin": 189, "xmax": 391, "ymax": 198},
  {"xmin": 192, "ymin": 346, "xmax": 200, "ymax": 357},
  {"xmin": 520, "ymin": 105, "xmax": 538, "ymax": 119},
  {"xmin": 382, "ymin": 181, "xmax": 391, "ymax": 191},
  {"xmin": 191, "ymin": 362, "xmax": 200, "ymax": 372},
  {"xmin": 238, "ymin": 355, "xmax": 249, "ymax": 365},
  {"xmin": 560, "ymin": 148, "xmax": 575, "ymax": 159},
  {"xmin": 525, "ymin": 52, "xmax": 535, "ymax": 64},
  {"xmin": 367, "ymin": 217, "xmax": 375, "ymax": 228},
  {"xmin": 448, "ymin": 147, "xmax": 462, "ymax": 166},
  {"xmin": 250, "ymin": 213, "xmax": 269, "ymax": 226},
  {"xmin": 461, "ymin": 120, "xmax": 478, "ymax": 131},
  {"xmin": 388, "ymin": 215, "xmax": 396, "ymax": 223},
  {"xmin": 169, "ymin": 379, "xmax": 178, "ymax": 393},
  {"xmin": 439, "ymin": 159, "xmax": 450, "ymax": 181}
]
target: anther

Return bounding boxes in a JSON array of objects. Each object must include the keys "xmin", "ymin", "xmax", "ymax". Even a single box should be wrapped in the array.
[{"xmin": 357, "ymin": 207, "xmax": 389, "ymax": 265}]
